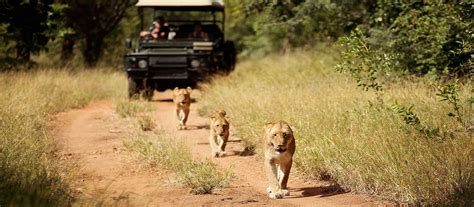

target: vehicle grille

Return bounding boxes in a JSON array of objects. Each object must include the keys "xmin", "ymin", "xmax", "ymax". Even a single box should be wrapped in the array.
[
  {"xmin": 149, "ymin": 56, "xmax": 187, "ymax": 68},
  {"xmin": 149, "ymin": 56, "xmax": 188, "ymax": 79}
]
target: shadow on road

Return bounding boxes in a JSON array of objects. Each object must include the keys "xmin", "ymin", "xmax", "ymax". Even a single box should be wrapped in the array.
[
  {"xmin": 186, "ymin": 124, "xmax": 210, "ymax": 130},
  {"xmin": 152, "ymin": 98, "xmax": 197, "ymax": 103},
  {"xmin": 290, "ymin": 183, "xmax": 345, "ymax": 198}
]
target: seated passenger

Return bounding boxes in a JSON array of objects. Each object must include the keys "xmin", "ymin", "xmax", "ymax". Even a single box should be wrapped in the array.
[
  {"xmin": 188, "ymin": 21, "xmax": 208, "ymax": 40},
  {"xmin": 140, "ymin": 16, "xmax": 169, "ymax": 40}
]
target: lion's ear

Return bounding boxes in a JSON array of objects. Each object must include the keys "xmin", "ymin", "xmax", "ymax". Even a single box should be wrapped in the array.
[
  {"xmin": 218, "ymin": 110, "xmax": 226, "ymax": 116},
  {"xmin": 186, "ymin": 87, "xmax": 193, "ymax": 94},
  {"xmin": 264, "ymin": 121, "xmax": 274, "ymax": 134},
  {"xmin": 173, "ymin": 87, "xmax": 179, "ymax": 94}
]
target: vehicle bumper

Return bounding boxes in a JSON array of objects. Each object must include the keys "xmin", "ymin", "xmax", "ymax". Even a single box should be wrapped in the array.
[{"xmin": 126, "ymin": 68, "xmax": 189, "ymax": 80}]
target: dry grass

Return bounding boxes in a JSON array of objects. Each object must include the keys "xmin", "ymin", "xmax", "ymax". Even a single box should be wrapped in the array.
[
  {"xmin": 115, "ymin": 100, "xmax": 155, "ymax": 118},
  {"xmin": 0, "ymin": 68, "xmax": 126, "ymax": 206},
  {"xmin": 199, "ymin": 46, "xmax": 473, "ymax": 205},
  {"xmin": 117, "ymin": 98, "xmax": 233, "ymax": 194},
  {"xmin": 136, "ymin": 115, "xmax": 156, "ymax": 131},
  {"xmin": 124, "ymin": 130, "xmax": 233, "ymax": 194}
]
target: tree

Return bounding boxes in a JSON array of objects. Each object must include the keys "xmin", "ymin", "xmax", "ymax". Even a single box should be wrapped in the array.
[
  {"xmin": 0, "ymin": 0, "xmax": 53, "ymax": 62},
  {"xmin": 232, "ymin": 0, "xmax": 376, "ymax": 54},
  {"xmin": 61, "ymin": 0, "xmax": 136, "ymax": 67}
]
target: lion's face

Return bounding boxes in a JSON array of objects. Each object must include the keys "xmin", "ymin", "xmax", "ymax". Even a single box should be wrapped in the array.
[
  {"xmin": 265, "ymin": 121, "xmax": 294, "ymax": 154},
  {"xmin": 211, "ymin": 110, "xmax": 229, "ymax": 136},
  {"xmin": 173, "ymin": 87, "xmax": 192, "ymax": 105}
]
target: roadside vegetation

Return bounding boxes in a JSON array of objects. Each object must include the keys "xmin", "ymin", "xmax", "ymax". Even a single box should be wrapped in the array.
[
  {"xmin": 115, "ymin": 99, "xmax": 155, "ymax": 118},
  {"xmin": 1, "ymin": 0, "xmax": 471, "ymax": 205},
  {"xmin": 0, "ymin": 68, "xmax": 125, "ymax": 205},
  {"xmin": 125, "ymin": 130, "xmax": 233, "ymax": 194},
  {"xmin": 117, "ymin": 100, "xmax": 233, "ymax": 194},
  {"xmin": 199, "ymin": 46, "xmax": 473, "ymax": 205},
  {"xmin": 200, "ymin": 2, "xmax": 472, "ymax": 205}
]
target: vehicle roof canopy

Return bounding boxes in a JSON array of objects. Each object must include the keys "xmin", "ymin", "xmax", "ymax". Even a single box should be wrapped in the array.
[{"xmin": 136, "ymin": 0, "xmax": 224, "ymax": 11}]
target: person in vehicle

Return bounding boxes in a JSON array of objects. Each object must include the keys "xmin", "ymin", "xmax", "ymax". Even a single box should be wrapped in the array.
[
  {"xmin": 188, "ymin": 21, "xmax": 208, "ymax": 40},
  {"xmin": 140, "ymin": 16, "xmax": 168, "ymax": 39}
]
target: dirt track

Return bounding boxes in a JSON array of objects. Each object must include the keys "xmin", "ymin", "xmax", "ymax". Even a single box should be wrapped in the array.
[{"xmin": 53, "ymin": 91, "xmax": 385, "ymax": 206}]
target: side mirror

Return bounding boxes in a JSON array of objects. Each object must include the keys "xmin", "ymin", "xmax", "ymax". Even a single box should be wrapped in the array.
[{"xmin": 125, "ymin": 38, "xmax": 132, "ymax": 49}]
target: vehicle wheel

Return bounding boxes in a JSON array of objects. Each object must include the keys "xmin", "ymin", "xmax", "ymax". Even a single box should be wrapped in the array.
[
  {"xmin": 223, "ymin": 41, "xmax": 236, "ymax": 73},
  {"xmin": 128, "ymin": 77, "xmax": 140, "ymax": 99},
  {"xmin": 142, "ymin": 87, "xmax": 154, "ymax": 101}
]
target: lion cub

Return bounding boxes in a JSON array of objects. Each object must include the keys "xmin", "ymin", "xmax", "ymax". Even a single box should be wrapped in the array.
[
  {"xmin": 172, "ymin": 87, "xmax": 192, "ymax": 130},
  {"xmin": 264, "ymin": 120, "xmax": 296, "ymax": 199},
  {"xmin": 209, "ymin": 110, "xmax": 230, "ymax": 157}
]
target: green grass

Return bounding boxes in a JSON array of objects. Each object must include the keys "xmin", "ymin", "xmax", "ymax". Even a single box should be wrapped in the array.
[
  {"xmin": 0, "ymin": 68, "xmax": 126, "ymax": 206},
  {"xmin": 124, "ymin": 130, "xmax": 233, "ymax": 194},
  {"xmin": 198, "ymin": 46, "xmax": 473, "ymax": 205}
]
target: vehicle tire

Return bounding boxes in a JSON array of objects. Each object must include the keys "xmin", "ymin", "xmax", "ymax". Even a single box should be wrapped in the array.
[
  {"xmin": 223, "ymin": 41, "xmax": 236, "ymax": 73},
  {"xmin": 142, "ymin": 87, "xmax": 154, "ymax": 101},
  {"xmin": 128, "ymin": 77, "xmax": 140, "ymax": 99}
]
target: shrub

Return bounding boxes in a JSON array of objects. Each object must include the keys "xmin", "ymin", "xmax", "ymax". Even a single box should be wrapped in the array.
[{"xmin": 360, "ymin": 2, "xmax": 472, "ymax": 77}]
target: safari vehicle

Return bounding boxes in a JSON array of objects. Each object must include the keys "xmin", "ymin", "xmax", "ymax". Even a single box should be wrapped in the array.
[{"xmin": 124, "ymin": 0, "xmax": 236, "ymax": 99}]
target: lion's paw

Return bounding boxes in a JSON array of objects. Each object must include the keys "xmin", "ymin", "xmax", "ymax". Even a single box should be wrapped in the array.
[
  {"xmin": 218, "ymin": 151, "xmax": 226, "ymax": 157},
  {"xmin": 268, "ymin": 191, "xmax": 284, "ymax": 199}
]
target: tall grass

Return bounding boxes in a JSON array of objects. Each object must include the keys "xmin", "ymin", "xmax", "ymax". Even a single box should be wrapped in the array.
[
  {"xmin": 199, "ymin": 46, "xmax": 473, "ymax": 205},
  {"xmin": 115, "ymin": 99, "xmax": 155, "ymax": 118},
  {"xmin": 0, "ymin": 68, "xmax": 126, "ymax": 206},
  {"xmin": 125, "ymin": 130, "xmax": 233, "ymax": 194}
]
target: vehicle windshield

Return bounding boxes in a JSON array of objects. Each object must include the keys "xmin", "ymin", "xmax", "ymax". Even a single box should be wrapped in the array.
[{"xmin": 140, "ymin": 8, "xmax": 224, "ymax": 42}]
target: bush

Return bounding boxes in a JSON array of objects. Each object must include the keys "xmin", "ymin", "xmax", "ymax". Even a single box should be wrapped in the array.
[
  {"xmin": 228, "ymin": 0, "xmax": 373, "ymax": 55},
  {"xmin": 361, "ymin": 2, "xmax": 473, "ymax": 77}
]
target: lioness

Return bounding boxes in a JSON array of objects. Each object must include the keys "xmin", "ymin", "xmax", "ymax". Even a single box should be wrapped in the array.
[
  {"xmin": 172, "ymin": 87, "xmax": 192, "ymax": 130},
  {"xmin": 264, "ymin": 120, "xmax": 296, "ymax": 199},
  {"xmin": 209, "ymin": 110, "xmax": 230, "ymax": 157}
]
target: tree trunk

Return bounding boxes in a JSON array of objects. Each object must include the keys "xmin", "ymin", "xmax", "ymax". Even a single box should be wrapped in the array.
[
  {"xmin": 60, "ymin": 35, "xmax": 75, "ymax": 61},
  {"xmin": 83, "ymin": 36, "xmax": 103, "ymax": 67},
  {"xmin": 16, "ymin": 44, "xmax": 30, "ymax": 62}
]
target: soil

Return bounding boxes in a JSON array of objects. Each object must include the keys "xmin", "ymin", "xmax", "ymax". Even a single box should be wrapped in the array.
[{"xmin": 52, "ymin": 91, "xmax": 389, "ymax": 206}]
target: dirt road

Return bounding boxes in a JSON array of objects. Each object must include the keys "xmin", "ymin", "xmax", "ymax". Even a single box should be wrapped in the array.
[{"xmin": 53, "ymin": 91, "xmax": 384, "ymax": 206}]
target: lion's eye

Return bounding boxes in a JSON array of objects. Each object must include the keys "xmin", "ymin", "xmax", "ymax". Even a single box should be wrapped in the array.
[
  {"xmin": 282, "ymin": 132, "xmax": 287, "ymax": 137},
  {"xmin": 273, "ymin": 134, "xmax": 277, "ymax": 137}
]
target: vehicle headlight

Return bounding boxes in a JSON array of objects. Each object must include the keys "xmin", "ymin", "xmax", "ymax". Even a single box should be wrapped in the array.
[
  {"xmin": 138, "ymin": 59, "xmax": 148, "ymax": 68},
  {"xmin": 191, "ymin": 59, "xmax": 200, "ymax": 68}
]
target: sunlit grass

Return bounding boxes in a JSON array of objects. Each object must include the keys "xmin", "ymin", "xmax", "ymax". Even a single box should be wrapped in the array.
[
  {"xmin": 0, "ymin": 68, "xmax": 126, "ymax": 206},
  {"xmin": 136, "ymin": 114, "xmax": 156, "ymax": 131},
  {"xmin": 124, "ymin": 130, "xmax": 233, "ymax": 194},
  {"xmin": 199, "ymin": 46, "xmax": 473, "ymax": 205},
  {"xmin": 115, "ymin": 99, "xmax": 155, "ymax": 118}
]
